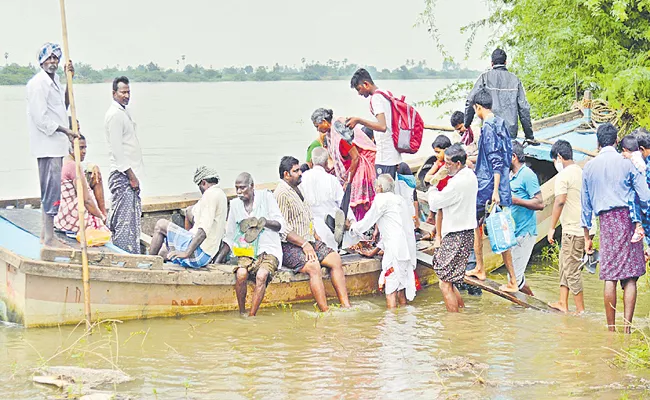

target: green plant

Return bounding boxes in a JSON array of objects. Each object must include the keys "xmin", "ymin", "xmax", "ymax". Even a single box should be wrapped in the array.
[{"xmin": 420, "ymin": 0, "xmax": 650, "ymax": 133}]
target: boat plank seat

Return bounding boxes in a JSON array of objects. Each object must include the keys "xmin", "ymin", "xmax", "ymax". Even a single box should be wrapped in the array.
[{"xmin": 40, "ymin": 248, "xmax": 164, "ymax": 270}]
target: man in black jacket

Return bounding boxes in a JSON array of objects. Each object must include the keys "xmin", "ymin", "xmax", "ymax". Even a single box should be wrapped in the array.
[{"xmin": 464, "ymin": 48, "xmax": 536, "ymax": 142}]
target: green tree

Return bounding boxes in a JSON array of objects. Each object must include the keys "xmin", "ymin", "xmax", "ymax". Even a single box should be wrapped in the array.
[{"xmin": 421, "ymin": 0, "xmax": 650, "ymax": 131}]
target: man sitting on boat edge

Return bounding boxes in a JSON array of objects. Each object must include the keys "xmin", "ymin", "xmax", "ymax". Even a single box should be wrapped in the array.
[
  {"xmin": 274, "ymin": 156, "xmax": 351, "ymax": 312},
  {"xmin": 214, "ymin": 172, "xmax": 286, "ymax": 317},
  {"xmin": 148, "ymin": 166, "xmax": 227, "ymax": 268}
]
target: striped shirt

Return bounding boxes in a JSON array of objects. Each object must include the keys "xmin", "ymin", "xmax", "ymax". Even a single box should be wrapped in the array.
[{"xmin": 274, "ymin": 179, "xmax": 315, "ymax": 242}]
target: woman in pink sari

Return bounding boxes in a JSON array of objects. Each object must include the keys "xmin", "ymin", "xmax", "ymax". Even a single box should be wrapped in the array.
[
  {"xmin": 54, "ymin": 135, "xmax": 109, "ymax": 233},
  {"xmin": 311, "ymin": 108, "xmax": 377, "ymax": 220}
]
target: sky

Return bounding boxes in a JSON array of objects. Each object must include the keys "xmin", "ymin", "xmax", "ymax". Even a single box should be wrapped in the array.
[{"xmin": 0, "ymin": 0, "xmax": 492, "ymax": 71}]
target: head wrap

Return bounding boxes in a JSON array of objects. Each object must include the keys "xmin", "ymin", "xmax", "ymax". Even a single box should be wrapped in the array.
[
  {"xmin": 38, "ymin": 42, "xmax": 63, "ymax": 65},
  {"xmin": 193, "ymin": 166, "xmax": 220, "ymax": 185}
]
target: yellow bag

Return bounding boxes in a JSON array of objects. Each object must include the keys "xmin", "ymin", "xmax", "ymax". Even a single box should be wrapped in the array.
[{"xmin": 76, "ymin": 228, "xmax": 111, "ymax": 247}]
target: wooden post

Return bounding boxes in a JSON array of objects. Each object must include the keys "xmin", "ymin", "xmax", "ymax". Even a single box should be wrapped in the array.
[{"xmin": 58, "ymin": 0, "xmax": 92, "ymax": 328}]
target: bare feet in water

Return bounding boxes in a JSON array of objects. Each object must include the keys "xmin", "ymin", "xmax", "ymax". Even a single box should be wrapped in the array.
[
  {"xmin": 499, "ymin": 283, "xmax": 519, "ymax": 293},
  {"xmin": 547, "ymin": 301, "xmax": 568, "ymax": 312},
  {"xmin": 465, "ymin": 267, "xmax": 486, "ymax": 280}
]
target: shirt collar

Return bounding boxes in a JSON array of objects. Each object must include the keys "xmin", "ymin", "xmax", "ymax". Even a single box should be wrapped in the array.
[
  {"xmin": 112, "ymin": 100, "xmax": 126, "ymax": 110},
  {"xmin": 599, "ymin": 146, "xmax": 616, "ymax": 155},
  {"xmin": 39, "ymin": 69, "xmax": 62, "ymax": 88},
  {"xmin": 510, "ymin": 164, "xmax": 527, "ymax": 180},
  {"xmin": 313, "ymin": 165, "xmax": 326, "ymax": 173}
]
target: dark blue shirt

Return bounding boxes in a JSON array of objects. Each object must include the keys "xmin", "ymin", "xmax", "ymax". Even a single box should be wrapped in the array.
[{"xmin": 476, "ymin": 115, "xmax": 513, "ymax": 211}]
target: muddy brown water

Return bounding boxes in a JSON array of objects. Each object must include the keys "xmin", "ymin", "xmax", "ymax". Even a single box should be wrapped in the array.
[{"xmin": 2, "ymin": 261, "xmax": 650, "ymax": 399}]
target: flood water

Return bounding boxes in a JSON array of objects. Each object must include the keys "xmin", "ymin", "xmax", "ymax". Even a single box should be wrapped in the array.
[{"xmin": 2, "ymin": 261, "xmax": 650, "ymax": 399}]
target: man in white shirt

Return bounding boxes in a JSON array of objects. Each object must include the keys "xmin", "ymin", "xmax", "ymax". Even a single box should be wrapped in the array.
[
  {"xmin": 215, "ymin": 172, "xmax": 286, "ymax": 316},
  {"xmin": 347, "ymin": 68, "xmax": 401, "ymax": 179},
  {"xmin": 299, "ymin": 147, "xmax": 346, "ymax": 249},
  {"xmin": 348, "ymin": 174, "xmax": 417, "ymax": 308},
  {"xmin": 105, "ymin": 76, "xmax": 145, "ymax": 253},
  {"xmin": 427, "ymin": 144, "xmax": 478, "ymax": 312},
  {"xmin": 150, "ymin": 166, "xmax": 227, "ymax": 269},
  {"xmin": 26, "ymin": 43, "xmax": 79, "ymax": 246}
]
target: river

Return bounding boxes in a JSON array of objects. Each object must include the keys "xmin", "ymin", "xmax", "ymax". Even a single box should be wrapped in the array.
[
  {"xmin": 0, "ymin": 79, "xmax": 462, "ymax": 200},
  {"xmin": 2, "ymin": 263, "xmax": 650, "ymax": 398},
  {"xmin": 2, "ymin": 79, "xmax": 650, "ymax": 398}
]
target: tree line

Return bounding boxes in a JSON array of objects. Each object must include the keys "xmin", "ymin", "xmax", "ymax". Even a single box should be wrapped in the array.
[{"xmin": 0, "ymin": 58, "xmax": 480, "ymax": 86}]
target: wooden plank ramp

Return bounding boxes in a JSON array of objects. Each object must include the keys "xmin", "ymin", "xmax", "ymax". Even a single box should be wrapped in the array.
[{"xmin": 416, "ymin": 248, "xmax": 560, "ymax": 313}]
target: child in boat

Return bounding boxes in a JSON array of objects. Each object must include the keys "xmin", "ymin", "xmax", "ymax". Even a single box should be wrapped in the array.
[
  {"xmin": 620, "ymin": 135, "xmax": 646, "ymax": 242},
  {"xmin": 450, "ymin": 111, "xmax": 479, "ymax": 168},
  {"xmin": 424, "ymin": 135, "xmax": 452, "ymax": 246}
]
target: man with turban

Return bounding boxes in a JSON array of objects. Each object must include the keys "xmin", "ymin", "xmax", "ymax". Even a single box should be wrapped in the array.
[
  {"xmin": 149, "ymin": 166, "xmax": 228, "ymax": 268},
  {"xmin": 26, "ymin": 42, "xmax": 79, "ymax": 246}
]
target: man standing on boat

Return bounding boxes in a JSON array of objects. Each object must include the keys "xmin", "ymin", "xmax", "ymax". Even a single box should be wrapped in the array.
[
  {"xmin": 105, "ymin": 76, "xmax": 145, "ymax": 253},
  {"xmin": 274, "ymin": 156, "xmax": 351, "ymax": 312},
  {"xmin": 427, "ymin": 144, "xmax": 478, "ymax": 312},
  {"xmin": 581, "ymin": 123, "xmax": 650, "ymax": 333},
  {"xmin": 26, "ymin": 43, "xmax": 79, "ymax": 246},
  {"xmin": 149, "ymin": 166, "xmax": 227, "ymax": 268},
  {"xmin": 347, "ymin": 68, "xmax": 401, "ymax": 179},
  {"xmin": 464, "ymin": 48, "xmax": 536, "ymax": 143},
  {"xmin": 508, "ymin": 141, "xmax": 543, "ymax": 296},
  {"xmin": 465, "ymin": 88, "xmax": 520, "ymax": 293}
]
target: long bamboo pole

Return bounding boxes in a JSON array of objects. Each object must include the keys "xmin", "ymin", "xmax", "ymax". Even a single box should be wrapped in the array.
[{"xmin": 58, "ymin": 0, "xmax": 92, "ymax": 328}]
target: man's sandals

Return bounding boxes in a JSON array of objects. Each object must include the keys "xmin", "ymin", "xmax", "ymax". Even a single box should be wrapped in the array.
[{"xmin": 241, "ymin": 217, "xmax": 267, "ymax": 243}]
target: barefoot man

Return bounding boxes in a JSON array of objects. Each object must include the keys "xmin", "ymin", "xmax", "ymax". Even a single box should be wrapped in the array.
[
  {"xmin": 428, "ymin": 144, "xmax": 478, "ymax": 311},
  {"xmin": 26, "ymin": 43, "xmax": 79, "ymax": 246},
  {"xmin": 547, "ymin": 140, "xmax": 586, "ymax": 313},
  {"xmin": 214, "ymin": 172, "xmax": 286, "ymax": 316},
  {"xmin": 580, "ymin": 123, "xmax": 650, "ymax": 333},
  {"xmin": 274, "ymin": 156, "xmax": 351, "ymax": 311},
  {"xmin": 465, "ymin": 88, "xmax": 519, "ymax": 293}
]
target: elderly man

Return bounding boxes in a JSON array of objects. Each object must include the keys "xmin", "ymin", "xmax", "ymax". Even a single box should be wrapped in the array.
[
  {"xmin": 581, "ymin": 123, "xmax": 650, "ymax": 333},
  {"xmin": 149, "ymin": 167, "xmax": 227, "ymax": 268},
  {"xmin": 428, "ymin": 144, "xmax": 478, "ymax": 312},
  {"xmin": 214, "ymin": 172, "xmax": 285, "ymax": 316},
  {"xmin": 300, "ymin": 147, "xmax": 346, "ymax": 249},
  {"xmin": 348, "ymin": 174, "xmax": 417, "ymax": 308},
  {"xmin": 105, "ymin": 76, "xmax": 145, "ymax": 253},
  {"xmin": 464, "ymin": 48, "xmax": 535, "ymax": 143},
  {"xmin": 26, "ymin": 42, "xmax": 79, "ymax": 246},
  {"xmin": 274, "ymin": 156, "xmax": 351, "ymax": 311}
]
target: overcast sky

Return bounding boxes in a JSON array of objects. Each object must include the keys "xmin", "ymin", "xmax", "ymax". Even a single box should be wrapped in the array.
[{"xmin": 0, "ymin": 0, "xmax": 492, "ymax": 70}]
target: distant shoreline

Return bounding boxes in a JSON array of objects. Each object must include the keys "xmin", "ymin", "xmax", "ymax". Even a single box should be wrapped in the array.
[{"xmin": 0, "ymin": 60, "xmax": 480, "ymax": 86}]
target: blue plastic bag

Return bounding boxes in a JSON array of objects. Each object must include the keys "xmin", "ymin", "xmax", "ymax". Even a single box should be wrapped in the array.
[{"xmin": 485, "ymin": 205, "xmax": 517, "ymax": 254}]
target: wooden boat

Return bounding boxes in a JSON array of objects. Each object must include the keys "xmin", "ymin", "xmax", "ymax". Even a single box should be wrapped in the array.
[{"xmin": 0, "ymin": 107, "xmax": 598, "ymax": 328}]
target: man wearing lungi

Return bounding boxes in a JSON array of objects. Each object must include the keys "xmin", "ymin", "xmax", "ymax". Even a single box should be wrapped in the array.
[
  {"xmin": 582, "ymin": 123, "xmax": 650, "ymax": 333},
  {"xmin": 428, "ymin": 144, "xmax": 478, "ymax": 312},
  {"xmin": 104, "ymin": 76, "xmax": 144, "ymax": 253}
]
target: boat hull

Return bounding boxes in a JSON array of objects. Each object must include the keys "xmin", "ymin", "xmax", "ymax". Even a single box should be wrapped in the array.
[{"xmin": 0, "ymin": 249, "xmax": 439, "ymax": 328}]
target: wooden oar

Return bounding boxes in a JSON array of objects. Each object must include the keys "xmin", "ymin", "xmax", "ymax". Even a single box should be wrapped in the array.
[
  {"xmin": 58, "ymin": 0, "xmax": 92, "ymax": 328},
  {"xmin": 424, "ymin": 124, "xmax": 454, "ymax": 132}
]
